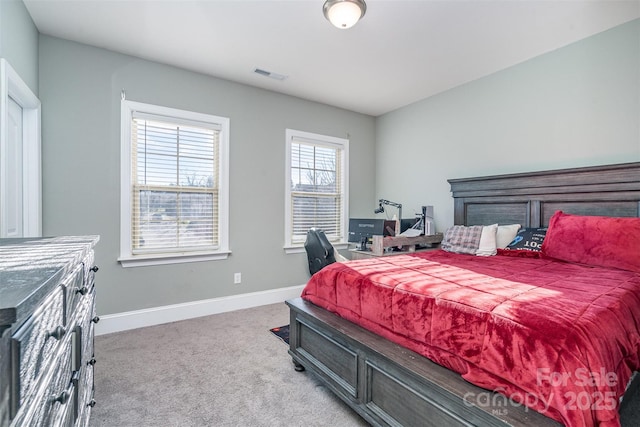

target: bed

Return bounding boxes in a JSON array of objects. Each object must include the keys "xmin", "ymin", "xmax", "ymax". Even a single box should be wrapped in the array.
[{"xmin": 286, "ymin": 162, "xmax": 640, "ymax": 427}]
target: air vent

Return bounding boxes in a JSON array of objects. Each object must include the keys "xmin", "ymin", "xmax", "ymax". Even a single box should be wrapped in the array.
[{"xmin": 254, "ymin": 68, "xmax": 288, "ymax": 81}]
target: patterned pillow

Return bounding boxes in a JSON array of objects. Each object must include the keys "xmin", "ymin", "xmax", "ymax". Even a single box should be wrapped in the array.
[
  {"xmin": 505, "ymin": 228, "xmax": 547, "ymax": 252},
  {"xmin": 441, "ymin": 225, "xmax": 484, "ymax": 255}
]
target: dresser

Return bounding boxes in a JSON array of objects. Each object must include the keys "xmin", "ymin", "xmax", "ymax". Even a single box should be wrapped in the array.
[{"xmin": 0, "ymin": 236, "xmax": 99, "ymax": 427}]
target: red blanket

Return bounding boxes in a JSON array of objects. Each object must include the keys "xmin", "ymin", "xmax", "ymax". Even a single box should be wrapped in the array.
[{"xmin": 301, "ymin": 250, "xmax": 640, "ymax": 426}]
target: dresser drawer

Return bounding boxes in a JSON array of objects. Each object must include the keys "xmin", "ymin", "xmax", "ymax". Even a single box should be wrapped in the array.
[
  {"xmin": 11, "ymin": 338, "xmax": 73, "ymax": 426},
  {"xmin": 48, "ymin": 382, "xmax": 75, "ymax": 427},
  {"xmin": 70, "ymin": 288, "xmax": 97, "ymax": 427},
  {"xmin": 74, "ymin": 362, "xmax": 94, "ymax": 427},
  {"xmin": 70, "ymin": 291, "xmax": 94, "ymax": 365},
  {"xmin": 82, "ymin": 293, "xmax": 97, "ymax": 363},
  {"xmin": 62, "ymin": 264, "xmax": 87, "ymax": 322},
  {"xmin": 82, "ymin": 251, "xmax": 97, "ymax": 289},
  {"xmin": 10, "ymin": 286, "xmax": 66, "ymax": 409}
]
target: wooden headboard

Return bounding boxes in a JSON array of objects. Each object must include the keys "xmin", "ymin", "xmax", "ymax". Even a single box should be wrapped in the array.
[{"xmin": 449, "ymin": 162, "xmax": 640, "ymax": 227}]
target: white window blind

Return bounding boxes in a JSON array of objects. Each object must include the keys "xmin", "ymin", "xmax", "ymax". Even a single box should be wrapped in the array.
[
  {"xmin": 131, "ymin": 114, "xmax": 219, "ymax": 253},
  {"xmin": 286, "ymin": 129, "xmax": 348, "ymax": 248}
]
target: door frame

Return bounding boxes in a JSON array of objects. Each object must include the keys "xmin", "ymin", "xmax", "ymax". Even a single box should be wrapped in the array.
[{"xmin": 0, "ymin": 58, "xmax": 41, "ymax": 237}]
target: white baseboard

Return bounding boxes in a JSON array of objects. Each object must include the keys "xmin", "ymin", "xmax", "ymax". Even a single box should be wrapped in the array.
[{"xmin": 95, "ymin": 284, "xmax": 305, "ymax": 336}]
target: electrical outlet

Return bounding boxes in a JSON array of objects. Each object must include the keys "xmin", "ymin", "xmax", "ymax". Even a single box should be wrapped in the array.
[{"xmin": 234, "ymin": 272, "xmax": 242, "ymax": 284}]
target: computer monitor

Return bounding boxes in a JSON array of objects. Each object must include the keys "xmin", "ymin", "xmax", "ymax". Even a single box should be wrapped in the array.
[
  {"xmin": 349, "ymin": 218, "xmax": 420, "ymax": 242},
  {"xmin": 348, "ymin": 218, "xmax": 385, "ymax": 249}
]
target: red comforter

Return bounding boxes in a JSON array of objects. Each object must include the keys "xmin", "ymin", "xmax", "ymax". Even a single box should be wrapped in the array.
[{"xmin": 301, "ymin": 250, "xmax": 640, "ymax": 427}]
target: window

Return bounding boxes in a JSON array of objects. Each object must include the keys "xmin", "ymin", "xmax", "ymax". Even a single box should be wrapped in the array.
[
  {"xmin": 284, "ymin": 129, "xmax": 349, "ymax": 252},
  {"xmin": 120, "ymin": 100, "xmax": 229, "ymax": 267}
]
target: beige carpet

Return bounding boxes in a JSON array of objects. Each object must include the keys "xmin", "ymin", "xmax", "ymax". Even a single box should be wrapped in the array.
[
  {"xmin": 89, "ymin": 302, "xmax": 369, "ymax": 427},
  {"xmin": 89, "ymin": 301, "xmax": 640, "ymax": 426}
]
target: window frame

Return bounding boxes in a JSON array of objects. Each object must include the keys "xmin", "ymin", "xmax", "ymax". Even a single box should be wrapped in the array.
[
  {"xmin": 284, "ymin": 128, "xmax": 349, "ymax": 253},
  {"xmin": 119, "ymin": 100, "xmax": 230, "ymax": 267}
]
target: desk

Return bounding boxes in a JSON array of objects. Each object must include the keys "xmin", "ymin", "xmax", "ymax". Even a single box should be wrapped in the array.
[{"xmin": 350, "ymin": 233, "xmax": 443, "ymax": 260}]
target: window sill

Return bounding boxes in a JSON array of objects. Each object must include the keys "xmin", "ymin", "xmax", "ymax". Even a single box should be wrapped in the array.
[
  {"xmin": 118, "ymin": 250, "xmax": 231, "ymax": 268},
  {"xmin": 284, "ymin": 242, "xmax": 349, "ymax": 255}
]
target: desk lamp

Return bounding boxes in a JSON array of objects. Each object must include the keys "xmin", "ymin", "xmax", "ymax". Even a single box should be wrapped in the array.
[{"xmin": 374, "ymin": 199, "xmax": 402, "ymax": 234}]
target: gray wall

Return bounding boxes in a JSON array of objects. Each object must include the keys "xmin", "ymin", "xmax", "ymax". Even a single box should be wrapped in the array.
[
  {"xmin": 9, "ymin": 7, "xmax": 640, "ymax": 317},
  {"xmin": 376, "ymin": 19, "xmax": 640, "ymax": 231},
  {"xmin": 0, "ymin": 0, "xmax": 38, "ymax": 94},
  {"xmin": 38, "ymin": 36, "xmax": 376, "ymax": 316}
]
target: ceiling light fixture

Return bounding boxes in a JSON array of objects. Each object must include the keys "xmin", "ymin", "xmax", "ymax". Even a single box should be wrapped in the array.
[{"xmin": 323, "ymin": 0, "xmax": 366, "ymax": 29}]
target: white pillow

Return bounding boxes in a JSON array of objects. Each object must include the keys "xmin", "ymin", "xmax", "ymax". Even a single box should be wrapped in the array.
[
  {"xmin": 476, "ymin": 224, "xmax": 498, "ymax": 256},
  {"xmin": 496, "ymin": 224, "xmax": 521, "ymax": 249}
]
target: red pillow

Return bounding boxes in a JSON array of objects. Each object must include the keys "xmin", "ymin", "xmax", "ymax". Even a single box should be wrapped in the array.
[{"xmin": 541, "ymin": 211, "xmax": 640, "ymax": 273}]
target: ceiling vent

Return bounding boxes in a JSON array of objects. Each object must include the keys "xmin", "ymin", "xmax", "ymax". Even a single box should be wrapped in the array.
[{"xmin": 254, "ymin": 68, "xmax": 288, "ymax": 81}]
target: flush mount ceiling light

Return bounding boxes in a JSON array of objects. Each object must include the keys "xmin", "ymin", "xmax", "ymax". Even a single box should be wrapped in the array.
[{"xmin": 323, "ymin": 0, "xmax": 367, "ymax": 29}]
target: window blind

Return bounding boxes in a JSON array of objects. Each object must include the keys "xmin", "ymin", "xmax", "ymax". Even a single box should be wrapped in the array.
[
  {"xmin": 131, "ymin": 114, "xmax": 219, "ymax": 254},
  {"xmin": 289, "ymin": 140, "xmax": 343, "ymax": 244}
]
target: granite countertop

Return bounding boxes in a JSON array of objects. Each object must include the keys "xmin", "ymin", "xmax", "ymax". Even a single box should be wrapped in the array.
[{"xmin": 0, "ymin": 236, "xmax": 99, "ymax": 329}]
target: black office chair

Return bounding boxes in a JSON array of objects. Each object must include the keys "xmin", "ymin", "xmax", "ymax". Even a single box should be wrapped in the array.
[{"xmin": 304, "ymin": 228, "xmax": 337, "ymax": 276}]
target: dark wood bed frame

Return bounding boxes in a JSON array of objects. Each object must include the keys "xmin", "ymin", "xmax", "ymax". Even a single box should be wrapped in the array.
[{"xmin": 287, "ymin": 162, "xmax": 640, "ymax": 427}]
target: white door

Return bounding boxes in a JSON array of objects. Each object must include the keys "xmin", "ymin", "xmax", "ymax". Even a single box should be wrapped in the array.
[
  {"xmin": 5, "ymin": 96, "xmax": 24, "ymax": 237},
  {"xmin": 0, "ymin": 58, "xmax": 41, "ymax": 238}
]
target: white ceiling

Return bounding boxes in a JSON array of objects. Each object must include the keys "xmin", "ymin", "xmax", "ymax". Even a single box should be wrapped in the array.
[{"xmin": 23, "ymin": 0, "xmax": 640, "ymax": 116}]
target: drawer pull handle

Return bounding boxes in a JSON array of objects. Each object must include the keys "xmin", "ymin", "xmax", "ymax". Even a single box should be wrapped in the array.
[
  {"xmin": 47, "ymin": 325, "xmax": 66, "ymax": 340},
  {"xmin": 76, "ymin": 286, "xmax": 88, "ymax": 295},
  {"xmin": 90, "ymin": 265, "xmax": 99, "ymax": 273},
  {"xmin": 52, "ymin": 391, "xmax": 70, "ymax": 405},
  {"xmin": 87, "ymin": 399, "xmax": 97, "ymax": 408},
  {"xmin": 92, "ymin": 315, "xmax": 100, "ymax": 324},
  {"xmin": 88, "ymin": 358, "xmax": 97, "ymax": 366}
]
